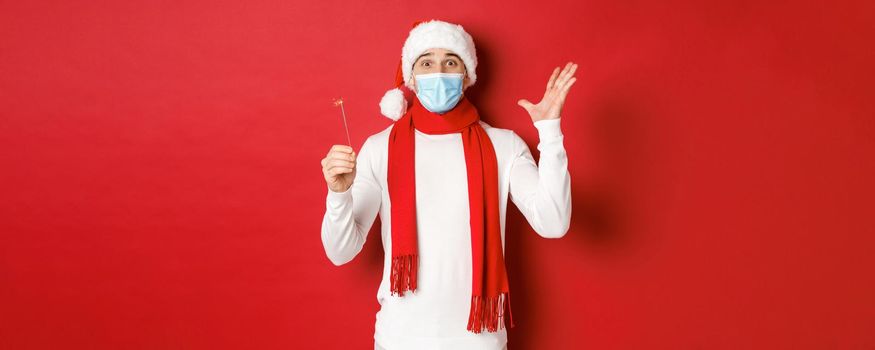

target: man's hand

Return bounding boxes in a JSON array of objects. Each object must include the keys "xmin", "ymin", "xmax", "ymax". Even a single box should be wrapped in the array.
[
  {"xmin": 517, "ymin": 62, "xmax": 578, "ymax": 123},
  {"xmin": 322, "ymin": 145, "xmax": 356, "ymax": 193}
]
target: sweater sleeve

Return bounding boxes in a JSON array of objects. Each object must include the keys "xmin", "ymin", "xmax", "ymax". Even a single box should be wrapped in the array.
[
  {"xmin": 320, "ymin": 136, "xmax": 382, "ymax": 266},
  {"xmin": 508, "ymin": 118, "xmax": 572, "ymax": 238}
]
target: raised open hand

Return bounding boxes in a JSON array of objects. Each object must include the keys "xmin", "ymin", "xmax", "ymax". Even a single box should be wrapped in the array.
[{"xmin": 517, "ymin": 62, "xmax": 578, "ymax": 122}]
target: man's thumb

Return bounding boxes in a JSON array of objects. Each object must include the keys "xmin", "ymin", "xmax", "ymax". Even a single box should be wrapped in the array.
[{"xmin": 517, "ymin": 99, "xmax": 533, "ymax": 111}]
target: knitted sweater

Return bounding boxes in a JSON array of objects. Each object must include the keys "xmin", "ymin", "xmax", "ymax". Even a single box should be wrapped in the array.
[{"xmin": 321, "ymin": 118, "xmax": 571, "ymax": 349}]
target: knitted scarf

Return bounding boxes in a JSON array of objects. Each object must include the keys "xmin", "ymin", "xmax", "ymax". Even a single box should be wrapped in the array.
[{"xmin": 387, "ymin": 93, "xmax": 515, "ymax": 333}]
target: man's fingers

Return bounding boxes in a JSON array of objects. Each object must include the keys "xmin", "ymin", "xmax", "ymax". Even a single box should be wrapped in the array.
[
  {"xmin": 567, "ymin": 63, "xmax": 578, "ymax": 81},
  {"xmin": 331, "ymin": 144, "xmax": 353, "ymax": 153},
  {"xmin": 556, "ymin": 63, "xmax": 578, "ymax": 93},
  {"xmin": 332, "ymin": 166, "xmax": 353, "ymax": 175},
  {"xmin": 558, "ymin": 77, "xmax": 577, "ymax": 101},
  {"xmin": 327, "ymin": 165, "xmax": 354, "ymax": 176},
  {"xmin": 559, "ymin": 76, "xmax": 577, "ymax": 92},
  {"xmin": 326, "ymin": 158, "xmax": 355, "ymax": 169},
  {"xmin": 557, "ymin": 62, "xmax": 573, "ymax": 82},
  {"xmin": 546, "ymin": 67, "xmax": 560, "ymax": 90},
  {"xmin": 327, "ymin": 150, "xmax": 356, "ymax": 162},
  {"xmin": 332, "ymin": 152, "xmax": 356, "ymax": 161},
  {"xmin": 330, "ymin": 145, "xmax": 354, "ymax": 154},
  {"xmin": 544, "ymin": 62, "xmax": 578, "ymax": 98},
  {"xmin": 555, "ymin": 62, "xmax": 574, "ymax": 86}
]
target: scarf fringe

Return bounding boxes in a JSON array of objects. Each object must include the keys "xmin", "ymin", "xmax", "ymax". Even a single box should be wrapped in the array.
[
  {"xmin": 467, "ymin": 292, "xmax": 515, "ymax": 333},
  {"xmin": 389, "ymin": 254, "xmax": 418, "ymax": 296}
]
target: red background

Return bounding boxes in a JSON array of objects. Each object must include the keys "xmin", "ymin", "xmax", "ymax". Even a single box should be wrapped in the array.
[{"xmin": 2, "ymin": 1, "xmax": 873, "ymax": 349}]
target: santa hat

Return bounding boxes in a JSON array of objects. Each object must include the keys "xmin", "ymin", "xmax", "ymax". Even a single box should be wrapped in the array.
[{"xmin": 379, "ymin": 19, "xmax": 479, "ymax": 121}]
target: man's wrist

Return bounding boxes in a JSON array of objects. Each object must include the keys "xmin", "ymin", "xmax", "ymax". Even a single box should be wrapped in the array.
[
  {"xmin": 533, "ymin": 117, "xmax": 563, "ymax": 139},
  {"xmin": 326, "ymin": 183, "xmax": 353, "ymax": 204}
]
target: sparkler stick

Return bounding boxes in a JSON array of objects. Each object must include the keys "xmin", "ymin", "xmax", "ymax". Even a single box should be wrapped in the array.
[{"xmin": 332, "ymin": 97, "xmax": 352, "ymax": 147}]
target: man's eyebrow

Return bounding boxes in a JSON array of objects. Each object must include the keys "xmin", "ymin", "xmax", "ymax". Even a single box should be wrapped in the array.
[{"xmin": 416, "ymin": 52, "xmax": 462, "ymax": 60}]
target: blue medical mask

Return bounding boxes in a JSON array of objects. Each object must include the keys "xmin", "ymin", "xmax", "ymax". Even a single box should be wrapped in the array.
[{"xmin": 414, "ymin": 72, "xmax": 464, "ymax": 114}]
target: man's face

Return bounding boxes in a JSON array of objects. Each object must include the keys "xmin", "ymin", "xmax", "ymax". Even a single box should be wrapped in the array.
[{"xmin": 410, "ymin": 48, "xmax": 470, "ymax": 93}]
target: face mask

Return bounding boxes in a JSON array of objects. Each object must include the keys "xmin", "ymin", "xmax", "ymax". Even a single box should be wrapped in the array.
[{"xmin": 414, "ymin": 72, "xmax": 464, "ymax": 114}]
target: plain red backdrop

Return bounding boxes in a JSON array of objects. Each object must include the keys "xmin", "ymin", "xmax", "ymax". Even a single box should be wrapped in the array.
[{"xmin": 2, "ymin": 0, "xmax": 873, "ymax": 349}]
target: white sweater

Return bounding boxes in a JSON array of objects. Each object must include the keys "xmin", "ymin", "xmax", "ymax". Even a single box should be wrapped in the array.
[{"xmin": 321, "ymin": 118, "xmax": 571, "ymax": 349}]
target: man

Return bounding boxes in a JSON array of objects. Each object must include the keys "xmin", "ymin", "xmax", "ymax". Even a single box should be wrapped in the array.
[{"xmin": 320, "ymin": 19, "xmax": 576, "ymax": 349}]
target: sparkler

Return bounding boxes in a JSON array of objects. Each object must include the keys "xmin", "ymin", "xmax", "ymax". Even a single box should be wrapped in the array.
[{"xmin": 332, "ymin": 97, "xmax": 352, "ymax": 147}]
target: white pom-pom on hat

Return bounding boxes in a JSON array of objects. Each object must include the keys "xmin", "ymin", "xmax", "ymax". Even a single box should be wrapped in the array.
[
  {"xmin": 378, "ymin": 19, "xmax": 478, "ymax": 121},
  {"xmin": 379, "ymin": 87, "xmax": 407, "ymax": 121}
]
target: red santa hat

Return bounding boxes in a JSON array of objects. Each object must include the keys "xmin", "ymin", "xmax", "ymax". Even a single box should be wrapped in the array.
[{"xmin": 379, "ymin": 19, "xmax": 479, "ymax": 121}]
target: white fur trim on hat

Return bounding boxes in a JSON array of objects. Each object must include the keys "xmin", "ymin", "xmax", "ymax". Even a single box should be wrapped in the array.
[
  {"xmin": 401, "ymin": 20, "xmax": 478, "ymax": 90},
  {"xmin": 378, "ymin": 20, "xmax": 477, "ymax": 121},
  {"xmin": 379, "ymin": 87, "xmax": 407, "ymax": 121}
]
